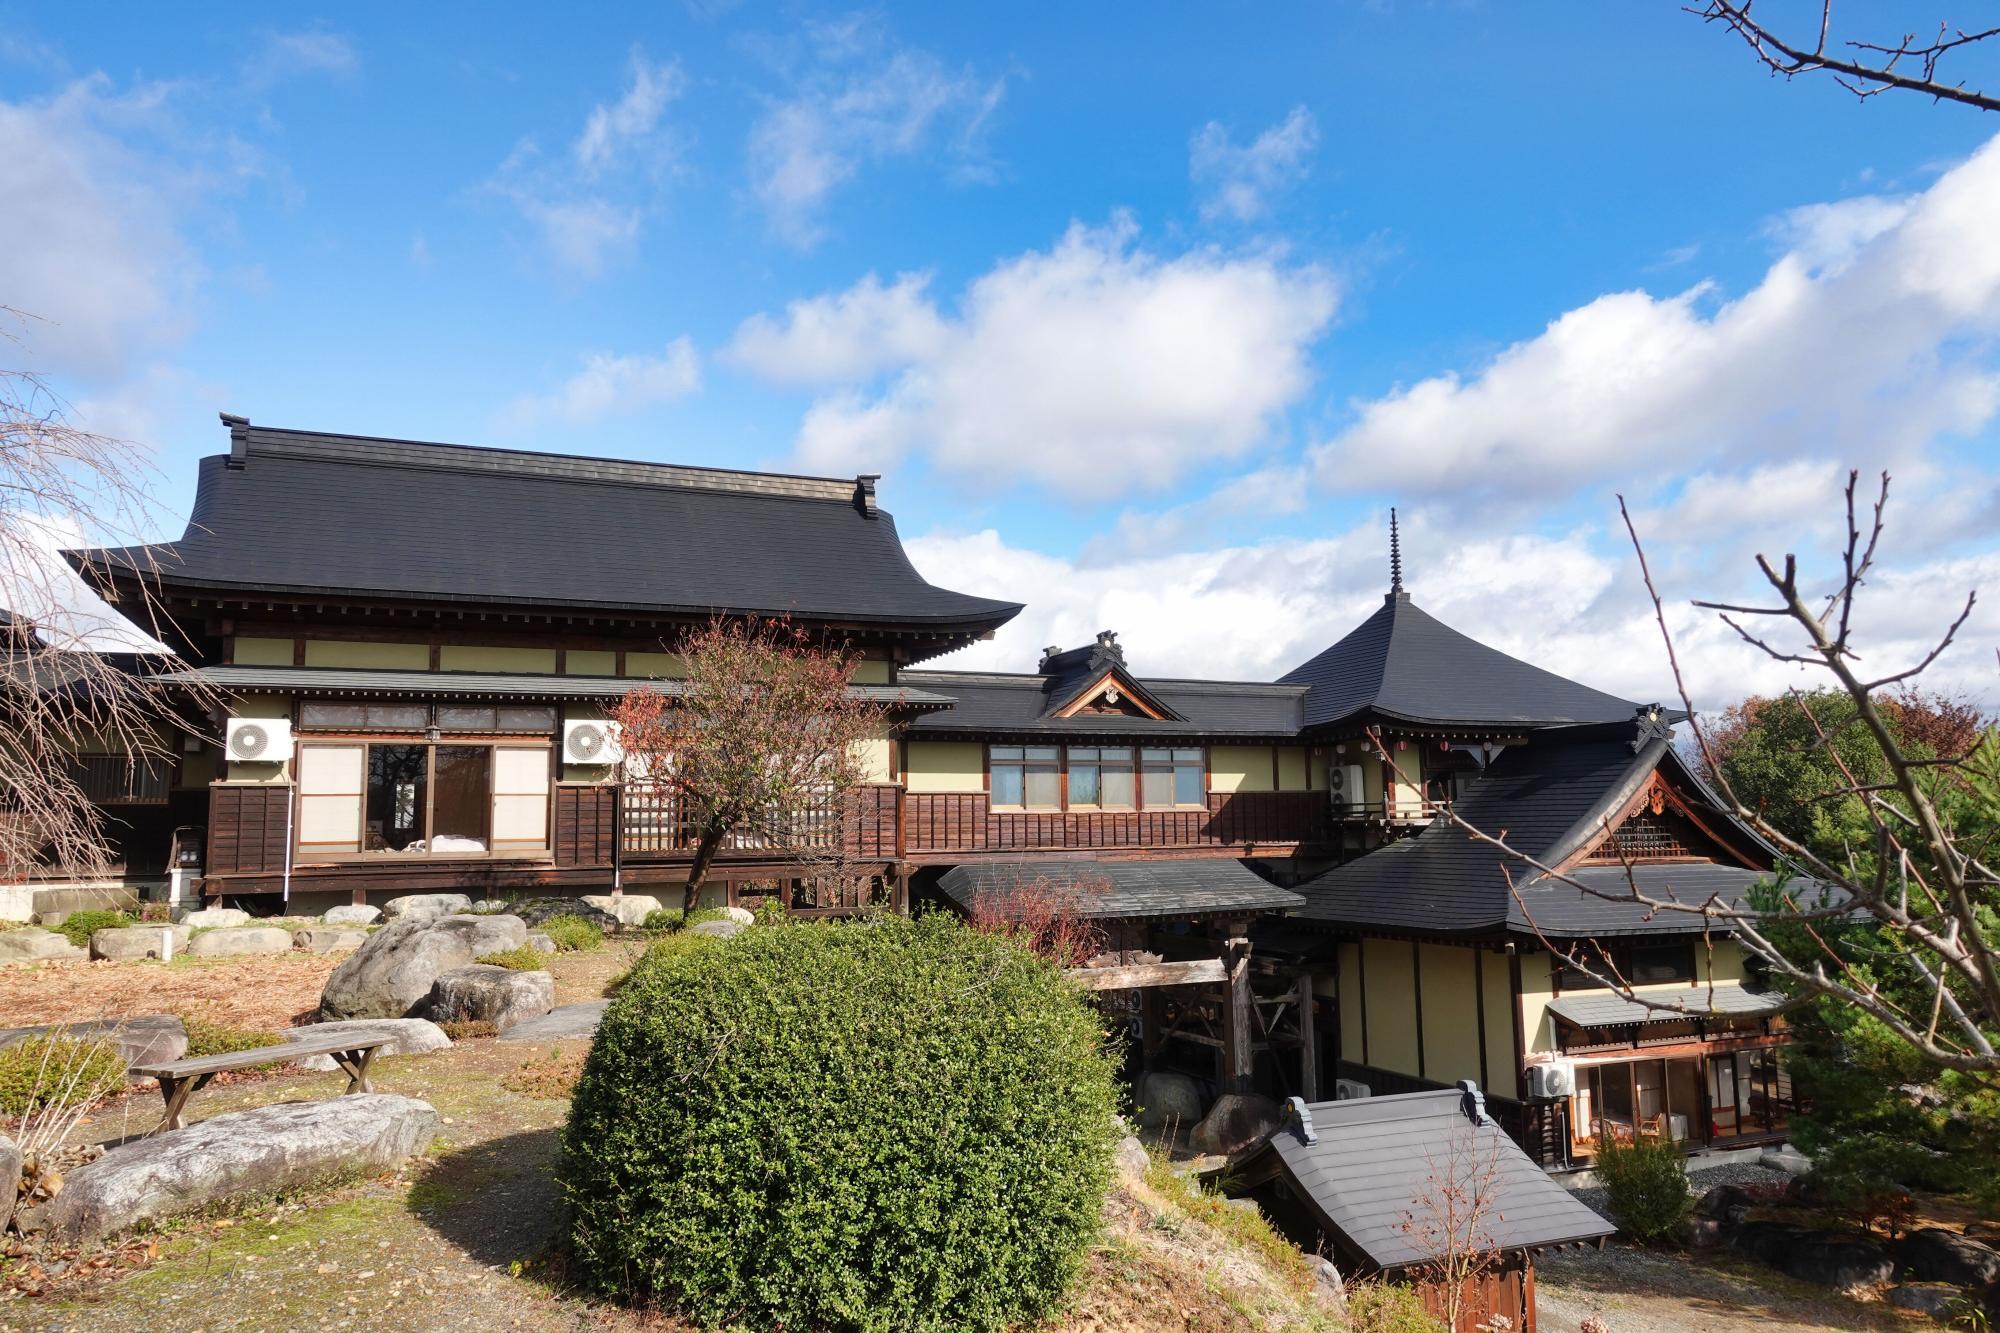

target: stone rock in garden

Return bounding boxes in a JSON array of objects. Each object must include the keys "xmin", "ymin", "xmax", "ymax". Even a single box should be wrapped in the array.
[
  {"xmin": 89, "ymin": 924, "xmax": 191, "ymax": 961},
  {"xmin": 0, "ymin": 1134, "xmax": 16, "ymax": 1231},
  {"xmin": 579, "ymin": 893, "xmax": 662, "ymax": 927},
  {"xmin": 689, "ymin": 917, "xmax": 745, "ymax": 939},
  {"xmin": 497, "ymin": 1000, "xmax": 608, "ymax": 1043},
  {"xmin": 20, "ymin": 1094, "xmax": 438, "ymax": 1241},
  {"xmin": 722, "ymin": 906, "xmax": 755, "ymax": 926},
  {"xmin": 1685, "ymin": 1216, "xmax": 1731, "ymax": 1250},
  {"xmin": 1309, "ymin": 1256, "xmax": 1345, "ymax": 1305},
  {"xmin": 1903, "ymin": 1227, "xmax": 2000, "ymax": 1289},
  {"xmin": 1188, "ymin": 1092, "xmax": 1282, "ymax": 1157},
  {"xmin": 293, "ymin": 927, "xmax": 369, "ymax": 954},
  {"xmin": 1965, "ymin": 1219, "xmax": 2000, "ymax": 1243},
  {"xmin": 0, "ymin": 1014, "xmax": 187, "ymax": 1067},
  {"xmin": 0, "ymin": 928, "xmax": 86, "ymax": 965},
  {"xmin": 1733, "ymin": 1221, "xmax": 1895, "ymax": 1291},
  {"xmin": 322, "ymin": 904, "xmax": 381, "ymax": 927},
  {"xmin": 186, "ymin": 926, "xmax": 294, "ymax": 958},
  {"xmin": 173, "ymin": 906, "xmax": 249, "ymax": 929},
  {"xmin": 381, "ymin": 893, "xmax": 473, "ymax": 922},
  {"xmin": 318, "ymin": 914, "xmax": 527, "ymax": 1020},
  {"xmin": 511, "ymin": 896, "xmax": 620, "ymax": 930},
  {"xmin": 1133, "ymin": 1070, "xmax": 1205, "ymax": 1132},
  {"xmin": 525, "ymin": 932, "xmax": 556, "ymax": 952},
  {"xmin": 1112, "ymin": 1134, "xmax": 1149, "ymax": 1182},
  {"xmin": 1759, "ymin": 1144, "xmax": 1812, "ymax": 1176},
  {"xmin": 284, "ymin": 1017, "xmax": 452, "ymax": 1070},
  {"xmin": 1694, "ymin": 1183, "xmax": 1758, "ymax": 1225},
  {"xmin": 1886, "ymin": 1283, "xmax": 1965, "ymax": 1319},
  {"xmin": 423, "ymin": 964, "xmax": 554, "ymax": 1033}
]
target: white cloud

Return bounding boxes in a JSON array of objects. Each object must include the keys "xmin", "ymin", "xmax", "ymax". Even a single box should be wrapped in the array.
[
  {"xmin": 725, "ymin": 272, "xmax": 946, "ymax": 384},
  {"xmin": 747, "ymin": 217, "xmax": 1336, "ymax": 498},
  {"xmin": 500, "ymin": 338, "xmax": 701, "ymax": 429},
  {"xmin": 487, "ymin": 49, "xmax": 681, "ymax": 278},
  {"xmin": 246, "ymin": 29, "xmax": 358, "ymax": 87},
  {"xmin": 1315, "ymin": 133, "xmax": 2000, "ymax": 502},
  {"xmin": 747, "ymin": 20, "xmax": 1004, "ymax": 247},
  {"xmin": 1189, "ymin": 105, "xmax": 1318, "ymax": 223}
]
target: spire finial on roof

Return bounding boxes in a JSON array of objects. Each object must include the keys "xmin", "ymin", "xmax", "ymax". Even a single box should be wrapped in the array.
[{"xmin": 1388, "ymin": 507, "xmax": 1406, "ymax": 602}]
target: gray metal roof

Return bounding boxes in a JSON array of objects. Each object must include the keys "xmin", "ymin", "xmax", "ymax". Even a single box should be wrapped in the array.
[
  {"xmin": 69, "ymin": 419, "xmax": 1021, "ymax": 632},
  {"xmin": 902, "ymin": 671, "xmax": 1306, "ymax": 737},
  {"xmin": 1265, "ymin": 1089, "xmax": 1614, "ymax": 1270},
  {"xmin": 1546, "ymin": 982, "xmax": 1783, "ymax": 1028},
  {"xmin": 1280, "ymin": 590, "xmax": 1639, "ymax": 731},
  {"xmin": 937, "ymin": 858, "xmax": 1303, "ymax": 921},
  {"xmin": 169, "ymin": 663, "xmax": 954, "ymax": 709}
]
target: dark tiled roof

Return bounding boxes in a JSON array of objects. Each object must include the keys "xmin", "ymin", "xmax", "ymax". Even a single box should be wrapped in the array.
[
  {"xmin": 1263, "ymin": 1089, "xmax": 1613, "ymax": 1269},
  {"xmin": 167, "ymin": 663, "xmax": 955, "ymax": 709},
  {"xmin": 1279, "ymin": 591, "xmax": 1639, "ymax": 731},
  {"xmin": 68, "ymin": 419, "xmax": 1020, "ymax": 634},
  {"xmin": 1294, "ymin": 726, "xmax": 1785, "ymax": 940},
  {"xmin": 902, "ymin": 671, "xmax": 1306, "ymax": 737},
  {"xmin": 936, "ymin": 858, "xmax": 1303, "ymax": 921},
  {"xmin": 1546, "ymin": 983, "xmax": 1782, "ymax": 1028}
]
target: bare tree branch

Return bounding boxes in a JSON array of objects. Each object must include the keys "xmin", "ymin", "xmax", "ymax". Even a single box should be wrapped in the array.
[{"xmin": 1692, "ymin": 1, "xmax": 2000, "ymax": 112}]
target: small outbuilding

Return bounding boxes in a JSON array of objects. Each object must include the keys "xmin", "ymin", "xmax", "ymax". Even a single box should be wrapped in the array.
[{"xmin": 1238, "ymin": 1083, "xmax": 1614, "ymax": 1332}]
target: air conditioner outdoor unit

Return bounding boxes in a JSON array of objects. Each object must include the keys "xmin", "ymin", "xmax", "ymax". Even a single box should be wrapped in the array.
[
  {"xmin": 1333, "ymin": 1078, "xmax": 1372, "ymax": 1101},
  {"xmin": 225, "ymin": 717, "xmax": 292, "ymax": 764},
  {"xmin": 563, "ymin": 718, "xmax": 623, "ymax": 766},
  {"xmin": 1527, "ymin": 1060, "xmax": 1576, "ymax": 1100},
  {"xmin": 1329, "ymin": 763, "xmax": 1366, "ymax": 815}
]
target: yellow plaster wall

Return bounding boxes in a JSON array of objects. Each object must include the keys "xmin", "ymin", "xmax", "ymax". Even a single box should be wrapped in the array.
[
  {"xmin": 905, "ymin": 741, "xmax": 984, "ymax": 793},
  {"xmin": 233, "ymin": 636, "xmax": 293, "ymax": 666},
  {"xmin": 854, "ymin": 722, "xmax": 894, "ymax": 784},
  {"xmin": 851, "ymin": 659, "xmax": 891, "ymax": 685},
  {"xmin": 1418, "ymin": 943, "xmax": 1484, "ymax": 1087},
  {"xmin": 1337, "ymin": 942, "xmax": 1364, "ymax": 1061},
  {"xmin": 1361, "ymin": 937, "xmax": 1421, "ymax": 1078},
  {"xmin": 439, "ymin": 645, "xmax": 558, "ymax": 674},
  {"xmin": 1518, "ymin": 940, "xmax": 1747, "ymax": 1056},
  {"xmin": 1209, "ymin": 745, "xmax": 1275, "ymax": 794},
  {"xmin": 566, "ymin": 650, "xmax": 617, "ymax": 676},
  {"xmin": 1483, "ymin": 949, "xmax": 1519, "ymax": 1096},
  {"xmin": 625, "ymin": 651, "xmax": 685, "ymax": 678},
  {"xmin": 304, "ymin": 640, "xmax": 430, "ymax": 670},
  {"xmin": 1276, "ymin": 746, "xmax": 1309, "ymax": 791}
]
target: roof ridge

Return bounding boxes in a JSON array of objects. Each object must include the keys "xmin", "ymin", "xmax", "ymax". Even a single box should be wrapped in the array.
[{"xmin": 228, "ymin": 419, "xmax": 872, "ymax": 507}]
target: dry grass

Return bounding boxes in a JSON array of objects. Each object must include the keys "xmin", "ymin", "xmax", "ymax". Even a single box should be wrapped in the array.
[
  {"xmin": 502, "ymin": 1046, "xmax": 588, "ymax": 1100},
  {"xmin": 0, "ymin": 953, "xmax": 340, "ymax": 1030}
]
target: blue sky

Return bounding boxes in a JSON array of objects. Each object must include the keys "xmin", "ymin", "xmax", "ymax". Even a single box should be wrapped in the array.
[{"xmin": 6, "ymin": 4, "xmax": 2000, "ymax": 704}]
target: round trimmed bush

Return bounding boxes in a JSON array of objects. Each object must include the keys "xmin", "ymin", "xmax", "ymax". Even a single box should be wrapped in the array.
[{"xmin": 562, "ymin": 914, "xmax": 1119, "ymax": 1331}]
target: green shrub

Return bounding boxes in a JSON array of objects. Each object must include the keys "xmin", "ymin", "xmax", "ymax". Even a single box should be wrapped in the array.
[
  {"xmin": 639, "ymin": 906, "xmax": 722, "ymax": 932},
  {"xmin": 0, "ymin": 1035, "xmax": 128, "ymax": 1115},
  {"xmin": 1595, "ymin": 1132, "xmax": 1693, "ymax": 1245},
  {"xmin": 563, "ymin": 915, "xmax": 1119, "ymax": 1331},
  {"xmin": 51, "ymin": 909, "xmax": 135, "ymax": 947},
  {"xmin": 539, "ymin": 913, "xmax": 604, "ymax": 952},
  {"xmin": 1344, "ymin": 1279, "xmax": 1444, "ymax": 1332},
  {"xmin": 603, "ymin": 933, "xmax": 711, "ymax": 995},
  {"xmin": 477, "ymin": 944, "xmax": 553, "ymax": 971},
  {"xmin": 178, "ymin": 1014, "xmax": 286, "ymax": 1059}
]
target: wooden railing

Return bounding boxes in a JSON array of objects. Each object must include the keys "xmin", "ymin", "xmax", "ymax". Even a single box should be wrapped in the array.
[
  {"xmin": 553, "ymin": 784, "xmax": 901, "ymax": 866},
  {"xmin": 903, "ymin": 789, "xmax": 1327, "ymax": 855}
]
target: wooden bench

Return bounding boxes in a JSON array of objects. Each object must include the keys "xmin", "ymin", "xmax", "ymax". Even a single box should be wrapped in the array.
[{"xmin": 129, "ymin": 1029, "xmax": 397, "ymax": 1133}]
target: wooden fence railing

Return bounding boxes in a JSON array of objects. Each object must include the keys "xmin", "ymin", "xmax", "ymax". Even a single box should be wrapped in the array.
[
  {"xmin": 552, "ymin": 784, "xmax": 901, "ymax": 866},
  {"xmin": 904, "ymin": 789, "xmax": 1327, "ymax": 854}
]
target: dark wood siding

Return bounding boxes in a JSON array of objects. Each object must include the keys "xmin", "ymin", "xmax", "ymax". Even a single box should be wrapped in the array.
[
  {"xmin": 207, "ymin": 783, "xmax": 290, "ymax": 875},
  {"xmin": 905, "ymin": 789, "xmax": 1326, "ymax": 855},
  {"xmin": 553, "ymin": 785, "xmax": 619, "ymax": 867}
]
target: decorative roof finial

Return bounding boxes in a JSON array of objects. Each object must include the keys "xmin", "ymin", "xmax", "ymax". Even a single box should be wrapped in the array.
[{"xmin": 1389, "ymin": 507, "xmax": 1405, "ymax": 598}]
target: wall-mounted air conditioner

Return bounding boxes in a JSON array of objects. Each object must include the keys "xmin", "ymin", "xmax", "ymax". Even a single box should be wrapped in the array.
[
  {"xmin": 563, "ymin": 718, "xmax": 623, "ymax": 766},
  {"xmin": 1333, "ymin": 1078, "xmax": 1372, "ymax": 1100},
  {"xmin": 1527, "ymin": 1060, "xmax": 1576, "ymax": 1100},
  {"xmin": 225, "ymin": 717, "xmax": 292, "ymax": 764}
]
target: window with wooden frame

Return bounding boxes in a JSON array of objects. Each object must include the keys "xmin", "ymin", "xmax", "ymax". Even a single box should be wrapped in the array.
[
  {"xmin": 1141, "ymin": 747, "xmax": 1205, "ymax": 808},
  {"xmin": 989, "ymin": 745, "xmax": 1060, "ymax": 809},
  {"xmin": 1067, "ymin": 746, "xmax": 1134, "ymax": 809},
  {"xmin": 294, "ymin": 738, "xmax": 553, "ymax": 859},
  {"xmin": 1555, "ymin": 939, "xmax": 1697, "ymax": 991},
  {"xmin": 65, "ymin": 754, "xmax": 172, "ymax": 805}
]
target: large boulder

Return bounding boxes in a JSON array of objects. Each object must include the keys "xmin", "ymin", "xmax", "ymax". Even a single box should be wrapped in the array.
[
  {"xmin": 187, "ymin": 926, "xmax": 294, "ymax": 958},
  {"xmin": 580, "ymin": 893, "xmax": 662, "ymax": 927},
  {"xmin": 284, "ymin": 1018, "xmax": 452, "ymax": 1071},
  {"xmin": 1694, "ymin": 1183, "xmax": 1759, "ymax": 1226},
  {"xmin": 173, "ymin": 906, "xmax": 249, "ymax": 929},
  {"xmin": 424, "ymin": 965, "xmax": 554, "ymax": 1033},
  {"xmin": 20, "ymin": 1094, "xmax": 438, "ymax": 1241},
  {"xmin": 0, "ymin": 928, "xmax": 86, "ymax": 965},
  {"xmin": 1188, "ymin": 1092, "xmax": 1283, "ymax": 1157},
  {"xmin": 1733, "ymin": 1222, "xmax": 1896, "ymax": 1291},
  {"xmin": 381, "ymin": 893, "xmax": 472, "ymax": 922},
  {"xmin": 468, "ymin": 899, "xmax": 512, "ymax": 915},
  {"xmin": 0, "ymin": 1134, "xmax": 16, "ymax": 1231},
  {"xmin": 1112, "ymin": 1134, "xmax": 1148, "ymax": 1181},
  {"xmin": 1903, "ymin": 1227, "xmax": 2000, "ymax": 1289},
  {"xmin": 511, "ymin": 896, "xmax": 619, "ymax": 930},
  {"xmin": 1134, "ymin": 1070, "xmax": 1206, "ymax": 1131},
  {"xmin": 319, "ymin": 914, "xmax": 527, "ymax": 1020},
  {"xmin": 90, "ymin": 924, "xmax": 191, "ymax": 961},
  {"xmin": 293, "ymin": 927, "xmax": 369, "ymax": 954},
  {"xmin": 322, "ymin": 904, "xmax": 381, "ymax": 927},
  {"xmin": 721, "ymin": 905, "xmax": 756, "ymax": 926},
  {"xmin": 0, "ymin": 1014, "xmax": 187, "ymax": 1067},
  {"xmin": 1887, "ymin": 1283, "xmax": 1965, "ymax": 1319},
  {"xmin": 497, "ymin": 1000, "xmax": 607, "ymax": 1043},
  {"xmin": 690, "ymin": 917, "xmax": 746, "ymax": 940}
]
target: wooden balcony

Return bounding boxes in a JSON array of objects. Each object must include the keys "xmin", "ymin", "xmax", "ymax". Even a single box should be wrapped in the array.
[{"xmin": 903, "ymin": 789, "xmax": 1327, "ymax": 861}]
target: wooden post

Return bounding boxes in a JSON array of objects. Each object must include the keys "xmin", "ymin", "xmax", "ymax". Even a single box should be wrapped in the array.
[
  {"xmin": 1297, "ymin": 973, "xmax": 1319, "ymax": 1101},
  {"xmin": 1142, "ymin": 985, "xmax": 1166, "ymax": 1070},
  {"xmin": 1222, "ymin": 934, "xmax": 1253, "ymax": 1094}
]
